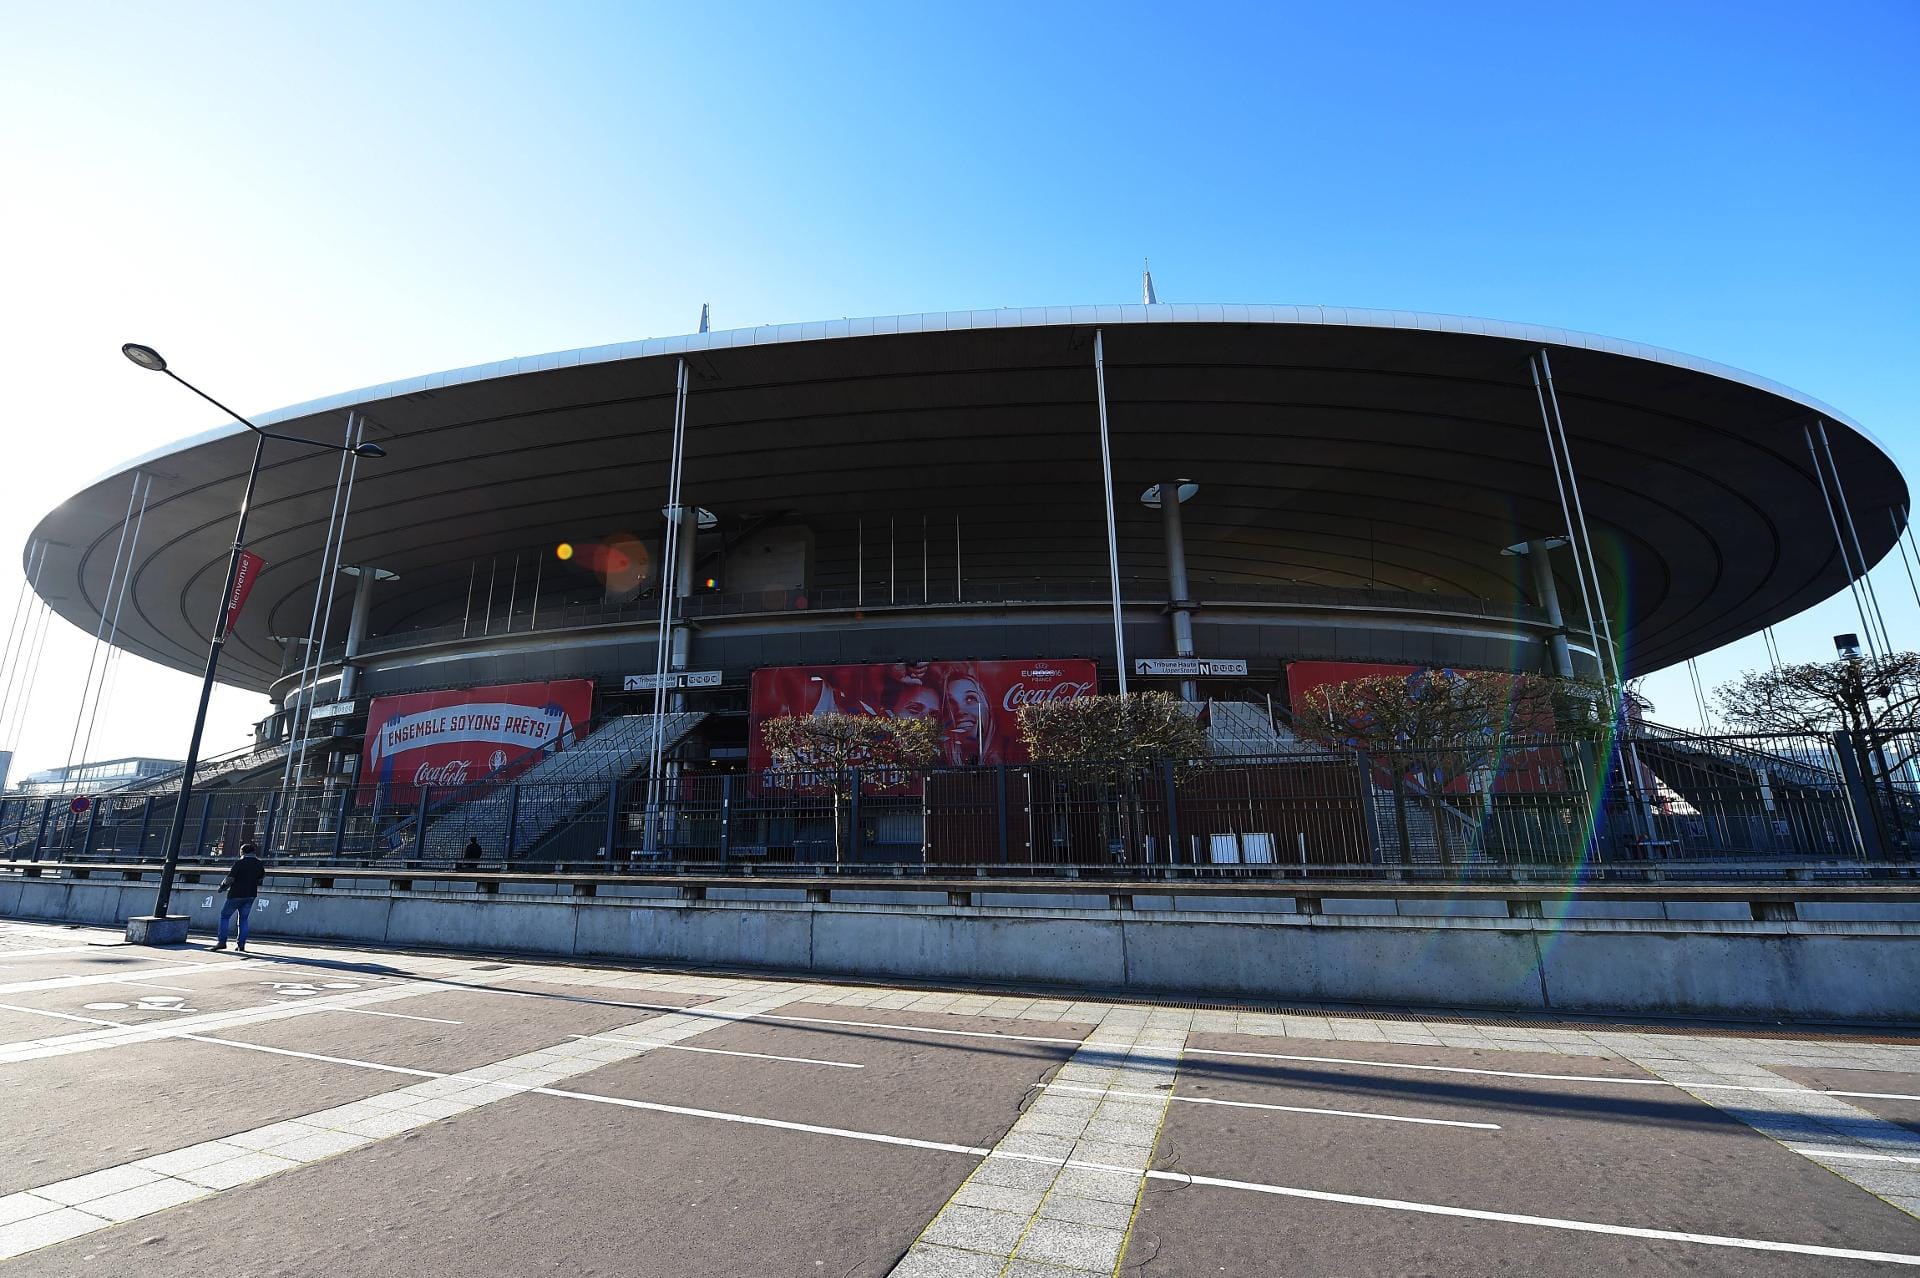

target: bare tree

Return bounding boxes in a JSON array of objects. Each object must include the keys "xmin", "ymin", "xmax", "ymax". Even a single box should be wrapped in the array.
[
  {"xmin": 1715, "ymin": 651, "xmax": 1920, "ymax": 800},
  {"xmin": 1296, "ymin": 670, "xmax": 1576, "ymax": 863},
  {"xmin": 761, "ymin": 714, "xmax": 940, "ymax": 862},
  {"xmin": 1015, "ymin": 693, "xmax": 1211, "ymax": 864},
  {"xmin": 1016, "ymin": 692, "xmax": 1211, "ymax": 776}
]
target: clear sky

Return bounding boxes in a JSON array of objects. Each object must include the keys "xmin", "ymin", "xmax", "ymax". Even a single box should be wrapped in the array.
[{"xmin": 1, "ymin": 0, "xmax": 1916, "ymax": 780}]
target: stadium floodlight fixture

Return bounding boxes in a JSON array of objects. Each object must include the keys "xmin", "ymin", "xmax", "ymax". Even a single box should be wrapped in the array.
[
  {"xmin": 122, "ymin": 343, "xmax": 168, "ymax": 372},
  {"xmin": 119, "ymin": 341, "xmax": 390, "ymax": 936}
]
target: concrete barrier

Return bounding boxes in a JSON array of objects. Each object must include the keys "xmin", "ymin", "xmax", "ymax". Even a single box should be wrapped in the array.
[{"xmin": 6, "ymin": 871, "xmax": 1918, "ymax": 1023}]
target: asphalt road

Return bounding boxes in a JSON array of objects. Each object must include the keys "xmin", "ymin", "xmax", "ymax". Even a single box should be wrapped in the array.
[{"xmin": 0, "ymin": 917, "xmax": 1916, "ymax": 1275}]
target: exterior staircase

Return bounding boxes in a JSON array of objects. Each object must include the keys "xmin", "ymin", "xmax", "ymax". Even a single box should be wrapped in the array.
[{"xmin": 395, "ymin": 712, "xmax": 704, "ymax": 860}]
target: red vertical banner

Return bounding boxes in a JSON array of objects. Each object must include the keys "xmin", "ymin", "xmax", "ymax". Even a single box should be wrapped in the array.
[{"xmin": 223, "ymin": 550, "xmax": 266, "ymax": 638}]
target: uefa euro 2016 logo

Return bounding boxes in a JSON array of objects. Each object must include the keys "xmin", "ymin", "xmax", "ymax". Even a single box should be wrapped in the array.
[{"xmin": 489, "ymin": 749, "xmax": 508, "ymax": 772}]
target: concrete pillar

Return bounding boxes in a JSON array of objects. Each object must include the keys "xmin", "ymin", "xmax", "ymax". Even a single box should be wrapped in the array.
[
  {"xmin": 1525, "ymin": 539, "xmax": 1575, "ymax": 678},
  {"xmin": 1161, "ymin": 480, "xmax": 1197, "ymax": 701},
  {"xmin": 338, "ymin": 566, "xmax": 389, "ymax": 699},
  {"xmin": 670, "ymin": 506, "xmax": 698, "ymax": 710}
]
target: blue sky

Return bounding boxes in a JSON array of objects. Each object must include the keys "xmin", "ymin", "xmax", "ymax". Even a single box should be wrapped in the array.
[{"xmin": 2, "ymin": 1, "xmax": 1916, "ymax": 774}]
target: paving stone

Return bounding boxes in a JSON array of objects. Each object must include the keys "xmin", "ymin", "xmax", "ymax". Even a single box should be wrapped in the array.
[
  {"xmin": 0, "ymin": 1206, "xmax": 111, "ymax": 1261},
  {"xmin": 84, "ymin": 1177, "xmax": 216, "ymax": 1222},
  {"xmin": 890, "ymin": 1243, "xmax": 1007, "ymax": 1277},
  {"xmin": 919, "ymin": 1203, "xmax": 1030, "ymax": 1255},
  {"xmin": 1037, "ymin": 1191, "xmax": 1136, "ymax": 1230},
  {"xmin": 33, "ymin": 1164, "xmax": 162, "ymax": 1206},
  {"xmin": 177, "ymin": 1152, "xmax": 302, "ymax": 1190},
  {"xmin": 0, "ymin": 1193, "xmax": 60, "ymax": 1229},
  {"xmin": 972, "ymin": 1156, "xmax": 1063, "ymax": 1192},
  {"xmin": 1013, "ymin": 1216, "xmax": 1129, "ymax": 1271},
  {"xmin": 952, "ymin": 1182, "xmax": 1048, "ymax": 1215}
]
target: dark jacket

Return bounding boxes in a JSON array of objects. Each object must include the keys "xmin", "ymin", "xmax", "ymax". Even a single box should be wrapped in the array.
[{"xmin": 222, "ymin": 855, "xmax": 265, "ymax": 900}]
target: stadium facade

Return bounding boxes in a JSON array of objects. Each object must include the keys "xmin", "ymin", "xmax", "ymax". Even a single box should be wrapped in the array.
[{"xmin": 21, "ymin": 303, "xmax": 1909, "ymax": 805}]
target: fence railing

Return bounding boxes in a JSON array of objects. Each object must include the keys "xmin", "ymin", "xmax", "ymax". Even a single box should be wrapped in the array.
[{"xmin": 5, "ymin": 727, "xmax": 1913, "ymax": 876}]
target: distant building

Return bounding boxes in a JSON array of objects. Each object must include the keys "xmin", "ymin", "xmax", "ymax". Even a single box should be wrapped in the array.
[{"xmin": 17, "ymin": 756, "xmax": 182, "ymax": 795}]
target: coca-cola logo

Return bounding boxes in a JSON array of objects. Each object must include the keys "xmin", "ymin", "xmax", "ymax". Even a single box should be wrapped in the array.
[
  {"xmin": 413, "ymin": 759, "xmax": 472, "ymax": 788},
  {"xmin": 1002, "ymin": 681, "xmax": 1094, "ymax": 711}
]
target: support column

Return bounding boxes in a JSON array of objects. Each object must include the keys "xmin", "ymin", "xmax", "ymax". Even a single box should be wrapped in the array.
[
  {"xmin": 1093, "ymin": 330, "xmax": 1128, "ymax": 696},
  {"xmin": 671, "ymin": 503, "xmax": 697, "ymax": 704},
  {"xmin": 1523, "ymin": 538, "xmax": 1575, "ymax": 678},
  {"xmin": 1159, "ymin": 479, "xmax": 1198, "ymax": 701},
  {"xmin": 337, "ymin": 566, "xmax": 393, "ymax": 700}
]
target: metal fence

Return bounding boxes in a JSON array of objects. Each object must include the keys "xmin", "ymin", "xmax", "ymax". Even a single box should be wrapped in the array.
[{"xmin": 5, "ymin": 728, "xmax": 1914, "ymax": 876}]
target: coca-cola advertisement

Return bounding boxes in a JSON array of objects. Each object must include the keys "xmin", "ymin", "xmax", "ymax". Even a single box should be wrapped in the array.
[
  {"xmin": 748, "ymin": 660, "xmax": 1099, "ymax": 776},
  {"xmin": 360, "ymin": 679, "xmax": 594, "ymax": 805}
]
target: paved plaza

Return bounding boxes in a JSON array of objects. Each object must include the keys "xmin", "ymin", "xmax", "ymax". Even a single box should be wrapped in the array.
[{"xmin": 0, "ymin": 918, "xmax": 1917, "ymax": 1274}]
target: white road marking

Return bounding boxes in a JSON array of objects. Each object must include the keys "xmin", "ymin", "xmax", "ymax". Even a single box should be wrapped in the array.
[
  {"xmin": 569, "ymin": 1033, "xmax": 863, "ymax": 1069},
  {"xmin": 0, "ymin": 1002, "xmax": 127, "ymax": 1029},
  {"xmin": 1181, "ymin": 1045, "xmax": 1920, "ymax": 1103},
  {"xmin": 0, "ymin": 980, "xmax": 441, "ymax": 1063},
  {"xmin": 114, "ymin": 981, "xmax": 199, "ymax": 993},
  {"xmin": 0, "ymin": 945, "xmax": 98, "ymax": 959},
  {"xmin": 0, "ymin": 962, "xmax": 239, "ymax": 996},
  {"xmin": 176, "ymin": 1034, "xmax": 446, "ymax": 1079},
  {"xmin": 514, "ymin": 1085, "xmax": 1920, "ymax": 1267},
  {"xmin": 325, "ymin": 1007, "xmax": 464, "ymax": 1026},
  {"xmin": 1134, "ymin": 1164, "xmax": 1920, "ymax": 1266},
  {"xmin": 0, "ymin": 986, "xmax": 813, "ymax": 1261},
  {"xmin": 1788, "ymin": 1146, "xmax": 1920, "ymax": 1165},
  {"xmin": 1037, "ymin": 1081, "xmax": 1501, "ymax": 1130}
]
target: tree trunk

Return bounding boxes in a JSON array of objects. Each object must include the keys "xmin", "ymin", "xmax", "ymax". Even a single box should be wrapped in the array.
[
  {"xmin": 1429, "ymin": 772, "xmax": 1452, "ymax": 866},
  {"xmin": 1391, "ymin": 774, "xmax": 1411, "ymax": 865}
]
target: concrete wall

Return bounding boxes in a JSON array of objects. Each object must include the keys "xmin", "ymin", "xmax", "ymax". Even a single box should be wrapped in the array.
[{"xmin": 7, "ymin": 874, "xmax": 1917, "ymax": 1024}]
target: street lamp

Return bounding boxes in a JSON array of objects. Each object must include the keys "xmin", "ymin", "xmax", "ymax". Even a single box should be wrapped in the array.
[{"xmin": 121, "ymin": 344, "xmax": 387, "ymax": 943}]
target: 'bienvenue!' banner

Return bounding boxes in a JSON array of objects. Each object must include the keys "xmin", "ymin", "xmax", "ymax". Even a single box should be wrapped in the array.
[{"xmin": 360, "ymin": 679, "xmax": 594, "ymax": 804}]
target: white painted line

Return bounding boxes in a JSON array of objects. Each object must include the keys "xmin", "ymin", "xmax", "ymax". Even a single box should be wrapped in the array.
[
  {"xmin": 0, "ymin": 945, "xmax": 97, "ymax": 959},
  {"xmin": 0, "ymin": 1002, "xmax": 128, "ymax": 1030},
  {"xmin": 1790, "ymin": 1147, "xmax": 1920, "ymax": 1165},
  {"xmin": 529, "ymin": 1081, "xmax": 987, "ymax": 1155},
  {"xmin": 1136, "ymin": 1164, "xmax": 1920, "ymax": 1266},
  {"xmin": 14, "ymin": 982, "xmax": 1912, "ymax": 1268},
  {"xmin": 114, "ymin": 981, "xmax": 199, "ymax": 993},
  {"xmin": 511, "ymin": 1083, "xmax": 1920, "ymax": 1266},
  {"xmin": 326, "ymin": 1007, "xmax": 464, "ymax": 1026},
  {"xmin": 569, "ymin": 1033, "xmax": 863, "ymax": 1069},
  {"xmin": 756, "ymin": 1010, "xmax": 1083, "ymax": 1046},
  {"xmin": 0, "ymin": 963, "xmax": 232, "ymax": 996},
  {"xmin": 1037, "ymin": 1081, "xmax": 1501, "ymax": 1130},
  {"xmin": 1182, "ymin": 1045, "xmax": 1920, "ymax": 1103},
  {"xmin": 176, "ymin": 1034, "xmax": 446, "ymax": 1080}
]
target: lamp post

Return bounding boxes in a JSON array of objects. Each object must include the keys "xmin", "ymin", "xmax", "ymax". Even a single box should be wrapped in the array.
[{"xmin": 120, "ymin": 344, "xmax": 386, "ymax": 943}]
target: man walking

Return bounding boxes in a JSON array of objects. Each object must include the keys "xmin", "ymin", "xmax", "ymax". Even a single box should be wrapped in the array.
[{"xmin": 212, "ymin": 841, "xmax": 265, "ymax": 952}]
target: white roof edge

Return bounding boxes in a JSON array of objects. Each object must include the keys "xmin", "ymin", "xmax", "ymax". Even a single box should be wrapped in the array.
[{"xmin": 81, "ymin": 303, "xmax": 1890, "ymax": 491}]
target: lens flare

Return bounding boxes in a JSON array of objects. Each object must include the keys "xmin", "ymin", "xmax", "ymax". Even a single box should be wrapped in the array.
[{"xmin": 555, "ymin": 542, "xmax": 574, "ymax": 561}]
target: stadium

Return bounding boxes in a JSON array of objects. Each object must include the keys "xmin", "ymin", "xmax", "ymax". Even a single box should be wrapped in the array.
[{"xmin": 12, "ymin": 302, "xmax": 1910, "ymax": 867}]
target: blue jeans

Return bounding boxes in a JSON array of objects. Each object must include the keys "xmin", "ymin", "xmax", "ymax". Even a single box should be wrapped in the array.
[{"xmin": 218, "ymin": 897, "xmax": 256, "ymax": 947}]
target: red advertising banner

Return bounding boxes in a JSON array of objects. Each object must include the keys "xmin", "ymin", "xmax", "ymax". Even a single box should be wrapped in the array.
[
  {"xmin": 749, "ymin": 660, "xmax": 1099, "ymax": 775},
  {"xmin": 361, "ymin": 679, "xmax": 594, "ymax": 805},
  {"xmin": 223, "ymin": 550, "xmax": 266, "ymax": 638}
]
